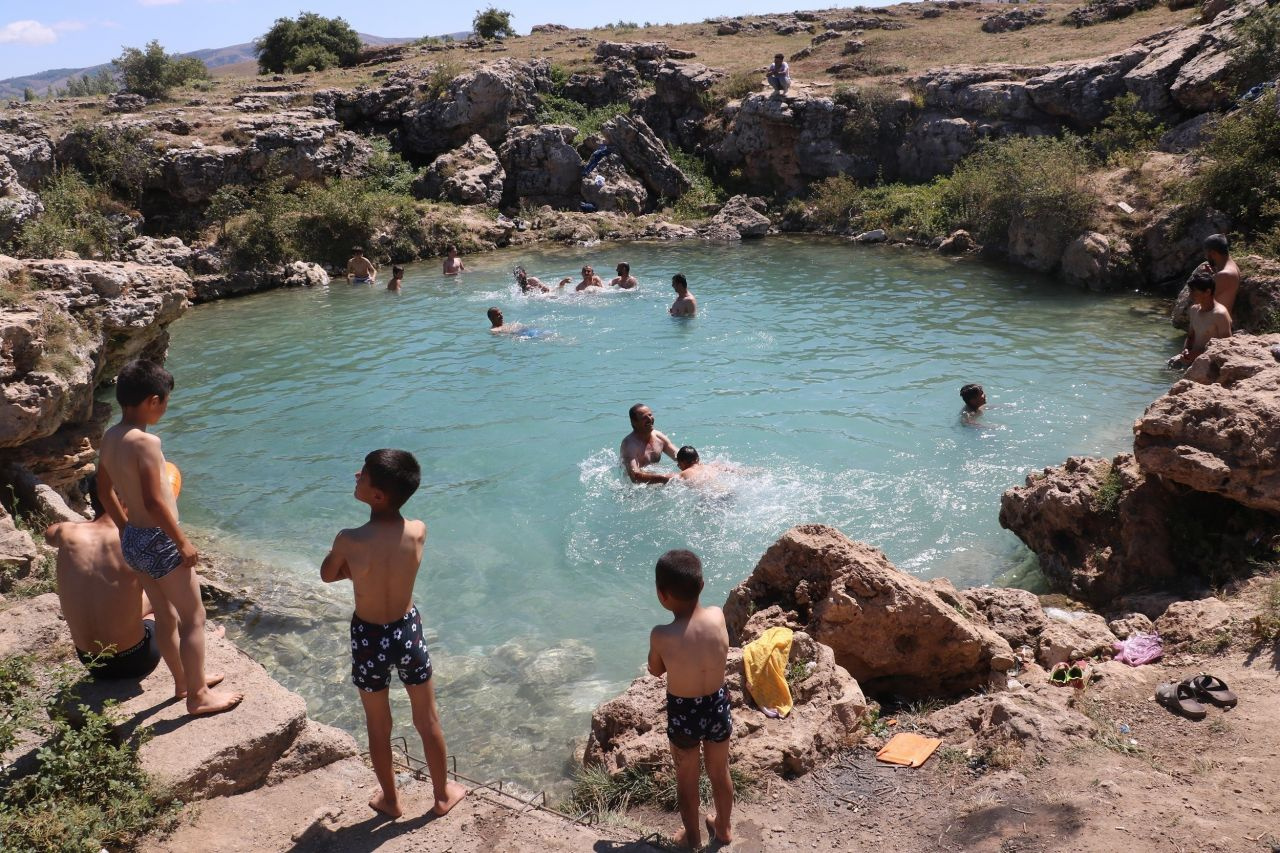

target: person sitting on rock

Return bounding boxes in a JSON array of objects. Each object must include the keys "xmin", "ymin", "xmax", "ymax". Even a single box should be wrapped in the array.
[
  {"xmin": 611, "ymin": 262, "xmax": 639, "ymax": 289},
  {"xmin": 766, "ymin": 53, "xmax": 791, "ymax": 94},
  {"xmin": 1170, "ymin": 266, "xmax": 1231, "ymax": 367},
  {"xmin": 442, "ymin": 245, "xmax": 466, "ymax": 276},
  {"xmin": 561, "ymin": 265, "xmax": 604, "ymax": 292},
  {"xmin": 46, "ymin": 477, "xmax": 163, "ymax": 682},
  {"xmin": 346, "ymin": 247, "xmax": 378, "ymax": 284},
  {"xmin": 1202, "ymin": 233, "xmax": 1239, "ymax": 317},
  {"xmin": 647, "ymin": 549, "xmax": 734, "ymax": 849},
  {"xmin": 670, "ymin": 273, "xmax": 697, "ymax": 316}
]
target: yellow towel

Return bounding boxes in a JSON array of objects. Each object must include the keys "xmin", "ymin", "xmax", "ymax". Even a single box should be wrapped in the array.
[{"xmin": 741, "ymin": 626, "xmax": 794, "ymax": 718}]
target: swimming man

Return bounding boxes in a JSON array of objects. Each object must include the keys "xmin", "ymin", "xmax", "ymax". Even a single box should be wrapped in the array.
[
  {"xmin": 514, "ymin": 266, "xmax": 558, "ymax": 294},
  {"xmin": 670, "ymin": 274, "xmax": 697, "ymax": 317},
  {"xmin": 621, "ymin": 403, "xmax": 678, "ymax": 484},
  {"xmin": 346, "ymin": 247, "xmax": 378, "ymax": 284},
  {"xmin": 611, "ymin": 263, "xmax": 639, "ymax": 289},
  {"xmin": 563, "ymin": 265, "xmax": 605, "ymax": 292},
  {"xmin": 388, "ymin": 266, "xmax": 404, "ymax": 291},
  {"xmin": 443, "ymin": 245, "xmax": 466, "ymax": 276},
  {"xmin": 487, "ymin": 307, "xmax": 524, "ymax": 335}
]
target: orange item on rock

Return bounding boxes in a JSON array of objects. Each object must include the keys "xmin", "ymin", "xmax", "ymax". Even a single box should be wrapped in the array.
[
  {"xmin": 875, "ymin": 732, "xmax": 943, "ymax": 768},
  {"xmin": 166, "ymin": 461, "xmax": 182, "ymax": 498}
]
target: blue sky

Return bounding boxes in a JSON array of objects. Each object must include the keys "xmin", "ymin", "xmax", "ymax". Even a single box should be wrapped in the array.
[{"xmin": 0, "ymin": 1, "xmax": 873, "ymax": 79}]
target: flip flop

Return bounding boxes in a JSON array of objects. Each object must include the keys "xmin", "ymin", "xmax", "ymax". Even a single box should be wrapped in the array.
[
  {"xmin": 1067, "ymin": 660, "xmax": 1088, "ymax": 690},
  {"xmin": 1156, "ymin": 681, "xmax": 1207, "ymax": 720},
  {"xmin": 1189, "ymin": 674, "xmax": 1238, "ymax": 708},
  {"xmin": 1049, "ymin": 663, "xmax": 1071, "ymax": 686}
]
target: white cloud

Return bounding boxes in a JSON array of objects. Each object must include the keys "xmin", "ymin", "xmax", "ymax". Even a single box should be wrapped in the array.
[
  {"xmin": 0, "ymin": 20, "xmax": 58, "ymax": 45},
  {"xmin": 52, "ymin": 20, "xmax": 87, "ymax": 32},
  {"xmin": 138, "ymin": 0, "xmax": 183, "ymax": 5}
]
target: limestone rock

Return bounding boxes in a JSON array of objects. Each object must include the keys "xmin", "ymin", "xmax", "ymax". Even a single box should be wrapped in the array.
[
  {"xmin": 897, "ymin": 116, "xmax": 976, "ymax": 182},
  {"xmin": 705, "ymin": 195, "xmax": 770, "ymax": 240},
  {"xmin": 938, "ymin": 229, "xmax": 975, "ymax": 254},
  {"xmin": 1154, "ymin": 597, "xmax": 1232, "ymax": 647},
  {"xmin": 1107, "ymin": 612, "xmax": 1154, "ymax": 639},
  {"xmin": 584, "ymin": 630, "xmax": 865, "ymax": 779},
  {"xmin": 1024, "ymin": 48, "xmax": 1148, "ymax": 128},
  {"xmin": 1037, "ymin": 609, "xmax": 1118, "ymax": 667},
  {"xmin": 264, "ymin": 720, "xmax": 359, "ymax": 786},
  {"xmin": 0, "ymin": 115, "xmax": 55, "ymax": 187},
  {"xmin": 498, "ymin": 125, "xmax": 583, "ymax": 209},
  {"xmin": 1008, "ymin": 215, "xmax": 1069, "ymax": 274},
  {"xmin": 981, "ymin": 8, "xmax": 1050, "ymax": 32},
  {"xmin": 418, "ymin": 134, "xmax": 506, "ymax": 206},
  {"xmin": 640, "ymin": 61, "xmax": 723, "ymax": 150},
  {"xmin": 713, "ymin": 92, "xmax": 858, "ymax": 196},
  {"xmin": 580, "ymin": 160, "xmax": 648, "ymax": 213},
  {"xmin": 600, "ymin": 114, "xmax": 689, "ymax": 202},
  {"xmin": 958, "ymin": 587, "xmax": 1047, "ymax": 649},
  {"xmin": 0, "ymin": 515, "xmax": 40, "ymax": 596},
  {"xmin": 562, "ymin": 59, "xmax": 641, "ymax": 108},
  {"xmin": 281, "ymin": 261, "xmax": 329, "ymax": 288},
  {"xmin": 0, "ymin": 592, "xmax": 69, "ymax": 659},
  {"xmin": 723, "ymin": 525, "xmax": 1014, "ymax": 698},
  {"xmin": 1064, "ymin": 0, "xmax": 1159, "ymax": 27},
  {"xmin": 0, "ymin": 157, "xmax": 42, "ymax": 245},
  {"xmin": 104, "ymin": 92, "xmax": 148, "ymax": 113},
  {"xmin": 1123, "ymin": 28, "xmax": 1211, "ymax": 115},
  {"xmin": 1060, "ymin": 231, "xmax": 1133, "ymax": 291},
  {"xmin": 125, "ymin": 236, "xmax": 194, "ymax": 269},
  {"xmin": 926, "ymin": 690, "xmax": 1096, "ymax": 752},
  {"xmin": 1141, "ymin": 206, "xmax": 1229, "ymax": 288},
  {"xmin": 1134, "ymin": 336, "xmax": 1280, "ymax": 513}
]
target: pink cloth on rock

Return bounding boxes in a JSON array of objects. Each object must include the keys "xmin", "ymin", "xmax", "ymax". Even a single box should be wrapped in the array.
[{"xmin": 1112, "ymin": 632, "xmax": 1163, "ymax": 666}]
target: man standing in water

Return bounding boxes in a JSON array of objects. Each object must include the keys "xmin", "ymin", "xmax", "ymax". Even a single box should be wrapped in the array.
[
  {"xmin": 621, "ymin": 403, "xmax": 678, "ymax": 484},
  {"xmin": 670, "ymin": 274, "xmax": 697, "ymax": 317},
  {"xmin": 1203, "ymin": 234, "xmax": 1240, "ymax": 317},
  {"xmin": 611, "ymin": 263, "xmax": 639, "ymax": 289},
  {"xmin": 346, "ymin": 247, "xmax": 377, "ymax": 284}
]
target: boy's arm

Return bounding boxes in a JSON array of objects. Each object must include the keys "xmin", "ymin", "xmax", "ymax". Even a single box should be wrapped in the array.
[
  {"xmin": 320, "ymin": 532, "xmax": 352, "ymax": 583},
  {"xmin": 647, "ymin": 628, "xmax": 667, "ymax": 677},
  {"xmin": 137, "ymin": 440, "xmax": 196, "ymax": 568},
  {"xmin": 94, "ymin": 460, "xmax": 129, "ymax": 527}
]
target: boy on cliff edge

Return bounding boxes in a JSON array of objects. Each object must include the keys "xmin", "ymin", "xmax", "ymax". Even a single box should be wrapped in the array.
[
  {"xmin": 648, "ymin": 549, "xmax": 734, "ymax": 848},
  {"xmin": 321, "ymin": 449, "xmax": 466, "ymax": 819}
]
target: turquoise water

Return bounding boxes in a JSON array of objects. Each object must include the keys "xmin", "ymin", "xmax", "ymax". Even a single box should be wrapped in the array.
[{"xmin": 161, "ymin": 237, "xmax": 1177, "ymax": 789}]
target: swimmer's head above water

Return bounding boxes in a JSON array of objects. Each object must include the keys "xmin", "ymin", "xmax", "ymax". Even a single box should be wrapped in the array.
[
  {"xmin": 676, "ymin": 445, "xmax": 699, "ymax": 469},
  {"xmin": 960, "ymin": 383, "xmax": 986, "ymax": 411},
  {"xmin": 487, "ymin": 306, "xmax": 503, "ymax": 327}
]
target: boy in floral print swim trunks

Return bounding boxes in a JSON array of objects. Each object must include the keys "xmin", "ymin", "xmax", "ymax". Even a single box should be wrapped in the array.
[
  {"xmin": 321, "ymin": 449, "xmax": 466, "ymax": 819},
  {"xmin": 647, "ymin": 549, "xmax": 735, "ymax": 848}
]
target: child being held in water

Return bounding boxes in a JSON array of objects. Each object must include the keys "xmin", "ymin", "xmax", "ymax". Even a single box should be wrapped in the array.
[
  {"xmin": 648, "ymin": 549, "xmax": 733, "ymax": 849},
  {"xmin": 321, "ymin": 449, "xmax": 466, "ymax": 819}
]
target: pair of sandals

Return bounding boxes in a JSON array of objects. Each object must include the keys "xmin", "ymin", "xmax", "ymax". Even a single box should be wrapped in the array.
[
  {"xmin": 1155, "ymin": 674, "xmax": 1238, "ymax": 720},
  {"xmin": 1049, "ymin": 660, "xmax": 1088, "ymax": 689}
]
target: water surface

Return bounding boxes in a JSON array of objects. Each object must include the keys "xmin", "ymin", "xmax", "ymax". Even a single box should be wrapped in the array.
[{"xmin": 160, "ymin": 237, "xmax": 1177, "ymax": 789}]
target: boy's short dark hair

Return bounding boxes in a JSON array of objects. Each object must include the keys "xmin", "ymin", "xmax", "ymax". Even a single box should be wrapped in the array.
[
  {"xmin": 676, "ymin": 445, "xmax": 699, "ymax": 465},
  {"xmin": 352, "ymin": 246, "xmax": 364, "ymax": 253},
  {"xmin": 672, "ymin": 273, "xmax": 687, "ymax": 288},
  {"xmin": 959, "ymin": 383, "xmax": 983, "ymax": 405},
  {"xmin": 1203, "ymin": 233, "xmax": 1229, "ymax": 256},
  {"xmin": 617, "ymin": 262, "xmax": 629, "ymax": 274},
  {"xmin": 392, "ymin": 266, "xmax": 404, "ymax": 277},
  {"xmin": 363, "ymin": 449, "xmax": 420, "ymax": 509},
  {"xmin": 116, "ymin": 360, "xmax": 175, "ymax": 408},
  {"xmin": 655, "ymin": 549, "xmax": 703, "ymax": 601},
  {"xmin": 1189, "ymin": 266, "xmax": 1216, "ymax": 292}
]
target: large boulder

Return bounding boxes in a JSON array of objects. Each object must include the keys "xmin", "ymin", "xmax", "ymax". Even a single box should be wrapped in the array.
[
  {"xmin": 498, "ymin": 125, "xmax": 583, "ymax": 209},
  {"xmin": 1023, "ymin": 47, "xmax": 1148, "ymax": 128},
  {"xmin": 583, "ymin": 629, "xmax": 865, "ymax": 779},
  {"xmin": 600, "ymin": 114, "xmax": 689, "ymax": 202},
  {"xmin": 0, "ymin": 116, "xmax": 55, "ymax": 188},
  {"xmin": 704, "ymin": 195, "xmax": 771, "ymax": 240},
  {"xmin": 897, "ymin": 116, "xmax": 977, "ymax": 182},
  {"xmin": 0, "ymin": 157, "xmax": 42, "ymax": 245},
  {"xmin": 580, "ymin": 160, "xmax": 649, "ymax": 213},
  {"xmin": 1154, "ymin": 597, "xmax": 1233, "ymax": 648},
  {"xmin": 713, "ymin": 92, "xmax": 858, "ymax": 196},
  {"xmin": 1060, "ymin": 231, "xmax": 1134, "ymax": 291},
  {"xmin": 1007, "ymin": 214, "xmax": 1069, "ymax": 274},
  {"xmin": 723, "ymin": 525, "xmax": 1014, "ymax": 698},
  {"xmin": 1140, "ymin": 206, "xmax": 1230, "ymax": 288},
  {"xmin": 641, "ymin": 61, "xmax": 724, "ymax": 150},
  {"xmin": 1134, "ymin": 335, "xmax": 1280, "ymax": 513},
  {"xmin": 417, "ymin": 134, "xmax": 506, "ymax": 206},
  {"xmin": 0, "ymin": 512, "xmax": 40, "ymax": 595},
  {"xmin": 1123, "ymin": 28, "xmax": 1212, "ymax": 116},
  {"xmin": 926, "ymin": 690, "xmax": 1096, "ymax": 753},
  {"xmin": 955, "ymin": 586, "xmax": 1047, "ymax": 649},
  {"xmin": 562, "ymin": 59, "xmax": 641, "ymax": 107}
]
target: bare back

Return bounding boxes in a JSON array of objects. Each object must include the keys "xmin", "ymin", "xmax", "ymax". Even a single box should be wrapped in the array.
[
  {"xmin": 1188, "ymin": 300, "xmax": 1232, "ymax": 354},
  {"xmin": 99, "ymin": 423, "xmax": 177, "ymax": 528},
  {"xmin": 332, "ymin": 518, "xmax": 426, "ymax": 624},
  {"xmin": 47, "ymin": 521, "xmax": 145, "ymax": 654},
  {"xmin": 670, "ymin": 294, "xmax": 697, "ymax": 316},
  {"xmin": 651, "ymin": 605, "xmax": 730, "ymax": 697},
  {"xmin": 1214, "ymin": 260, "xmax": 1240, "ymax": 315}
]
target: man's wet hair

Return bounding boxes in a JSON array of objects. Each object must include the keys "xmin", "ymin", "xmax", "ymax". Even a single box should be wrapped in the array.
[
  {"xmin": 363, "ymin": 449, "xmax": 420, "ymax": 509},
  {"xmin": 617, "ymin": 262, "xmax": 630, "ymax": 274},
  {"xmin": 959, "ymin": 383, "xmax": 984, "ymax": 406},
  {"xmin": 487, "ymin": 306, "xmax": 502, "ymax": 322},
  {"xmin": 629, "ymin": 402, "xmax": 649, "ymax": 424},
  {"xmin": 672, "ymin": 273, "xmax": 688, "ymax": 289},
  {"xmin": 116, "ymin": 359, "xmax": 175, "ymax": 408},
  {"xmin": 677, "ymin": 445, "xmax": 699, "ymax": 465},
  {"xmin": 655, "ymin": 549, "xmax": 704, "ymax": 602},
  {"xmin": 1203, "ymin": 234, "xmax": 1229, "ymax": 256},
  {"xmin": 1189, "ymin": 265, "xmax": 1216, "ymax": 292}
]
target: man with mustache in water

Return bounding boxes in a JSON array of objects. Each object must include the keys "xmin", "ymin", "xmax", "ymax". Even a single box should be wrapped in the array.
[{"xmin": 621, "ymin": 403, "xmax": 678, "ymax": 484}]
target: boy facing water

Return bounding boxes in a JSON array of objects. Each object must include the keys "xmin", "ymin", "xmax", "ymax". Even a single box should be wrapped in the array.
[
  {"xmin": 321, "ymin": 449, "xmax": 466, "ymax": 819},
  {"xmin": 648, "ymin": 549, "xmax": 733, "ymax": 848},
  {"xmin": 97, "ymin": 360, "xmax": 242, "ymax": 715}
]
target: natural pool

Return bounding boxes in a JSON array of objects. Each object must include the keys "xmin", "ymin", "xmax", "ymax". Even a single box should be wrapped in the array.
[{"xmin": 161, "ymin": 236, "xmax": 1177, "ymax": 790}]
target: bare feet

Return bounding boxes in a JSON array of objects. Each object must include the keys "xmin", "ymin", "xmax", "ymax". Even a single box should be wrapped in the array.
[
  {"xmin": 707, "ymin": 813, "xmax": 732, "ymax": 844},
  {"xmin": 432, "ymin": 780, "xmax": 467, "ymax": 816},
  {"xmin": 368, "ymin": 789, "xmax": 403, "ymax": 819},
  {"xmin": 186, "ymin": 688, "xmax": 244, "ymax": 717},
  {"xmin": 672, "ymin": 827, "xmax": 702, "ymax": 850},
  {"xmin": 175, "ymin": 673, "xmax": 225, "ymax": 699}
]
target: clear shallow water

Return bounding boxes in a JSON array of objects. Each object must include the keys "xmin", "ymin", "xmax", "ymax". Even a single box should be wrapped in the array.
[{"xmin": 160, "ymin": 237, "xmax": 1177, "ymax": 789}]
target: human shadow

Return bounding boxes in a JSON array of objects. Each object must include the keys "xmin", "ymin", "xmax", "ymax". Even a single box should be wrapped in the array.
[
  {"xmin": 285, "ymin": 808, "xmax": 440, "ymax": 853},
  {"xmin": 1243, "ymin": 637, "xmax": 1280, "ymax": 671},
  {"xmin": 593, "ymin": 835, "xmax": 674, "ymax": 852}
]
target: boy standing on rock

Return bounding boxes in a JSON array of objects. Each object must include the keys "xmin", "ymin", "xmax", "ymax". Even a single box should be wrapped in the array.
[
  {"xmin": 97, "ymin": 359, "xmax": 242, "ymax": 716},
  {"xmin": 321, "ymin": 449, "xmax": 466, "ymax": 819},
  {"xmin": 648, "ymin": 549, "xmax": 734, "ymax": 848}
]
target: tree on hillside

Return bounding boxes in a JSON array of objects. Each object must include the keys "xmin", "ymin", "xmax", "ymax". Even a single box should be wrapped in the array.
[
  {"xmin": 64, "ymin": 69, "xmax": 117, "ymax": 98},
  {"xmin": 255, "ymin": 13, "xmax": 362, "ymax": 74},
  {"xmin": 114, "ymin": 41, "xmax": 207, "ymax": 99},
  {"xmin": 22, "ymin": 87, "xmax": 36, "ymax": 102},
  {"xmin": 473, "ymin": 7, "xmax": 515, "ymax": 40}
]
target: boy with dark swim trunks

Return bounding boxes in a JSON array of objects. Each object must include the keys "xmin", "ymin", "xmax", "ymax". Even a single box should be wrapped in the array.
[
  {"xmin": 321, "ymin": 449, "xmax": 466, "ymax": 819},
  {"xmin": 97, "ymin": 360, "xmax": 241, "ymax": 716},
  {"xmin": 648, "ymin": 549, "xmax": 734, "ymax": 848}
]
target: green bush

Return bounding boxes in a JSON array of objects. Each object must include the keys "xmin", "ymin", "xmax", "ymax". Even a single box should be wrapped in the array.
[
  {"xmin": 668, "ymin": 148, "xmax": 727, "ymax": 220},
  {"xmin": 13, "ymin": 171, "xmax": 124, "ymax": 260},
  {"xmin": 536, "ymin": 94, "xmax": 629, "ymax": 141},
  {"xmin": 73, "ymin": 124, "xmax": 160, "ymax": 201},
  {"xmin": 56, "ymin": 69, "xmax": 116, "ymax": 98},
  {"xmin": 113, "ymin": 40, "xmax": 207, "ymax": 99},
  {"xmin": 1185, "ymin": 91, "xmax": 1280, "ymax": 245},
  {"xmin": 473, "ymin": 7, "xmax": 516, "ymax": 40},
  {"xmin": 1231, "ymin": 4, "xmax": 1280, "ymax": 88},
  {"xmin": 363, "ymin": 138, "xmax": 423, "ymax": 196},
  {"xmin": 1089, "ymin": 92, "xmax": 1165, "ymax": 163},
  {"xmin": 703, "ymin": 70, "xmax": 761, "ymax": 110},
  {"xmin": 255, "ymin": 13, "xmax": 362, "ymax": 75}
]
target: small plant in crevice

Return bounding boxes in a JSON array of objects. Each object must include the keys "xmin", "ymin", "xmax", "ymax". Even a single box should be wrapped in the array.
[{"xmin": 1092, "ymin": 464, "xmax": 1124, "ymax": 515}]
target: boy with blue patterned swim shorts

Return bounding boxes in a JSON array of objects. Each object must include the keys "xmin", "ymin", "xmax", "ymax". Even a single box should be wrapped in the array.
[
  {"xmin": 648, "ymin": 549, "xmax": 735, "ymax": 849},
  {"xmin": 321, "ymin": 449, "xmax": 466, "ymax": 820}
]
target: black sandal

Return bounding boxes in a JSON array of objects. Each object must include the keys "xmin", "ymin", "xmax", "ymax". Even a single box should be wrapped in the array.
[
  {"xmin": 1156, "ymin": 681, "xmax": 1207, "ymax": 720},
  {"xmin": 1190, "ymin": 674, "xmax": 1238, "ymax": 708}
]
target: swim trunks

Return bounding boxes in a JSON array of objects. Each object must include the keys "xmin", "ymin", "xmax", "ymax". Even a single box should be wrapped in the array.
[
  {"xmin": 350, "ymin": 605, "xmax": 433, "ymax": 692},
  {"xmin": 666, "ymin": 685, "xmax": 733, "ymax": 749},
  {"xmin": 77, "ymin": 619, "xmax": 162, "ymax": 680},
  {"xmin": 121, "ymin": 524, "xmax": 183, "ymax": 580},
  {"xmin": 352, "ymin": 276, "xmax": 372, "ymax": 284}
]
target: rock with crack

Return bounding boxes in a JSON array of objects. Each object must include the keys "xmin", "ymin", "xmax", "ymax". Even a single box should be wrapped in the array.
[
  {"xmin": 417, "ymin": 134, "xmax": 506, "ymax": 206},
  {"xmin": 499, "ymin": 125, "xmax": 584, "ymax": 209},
  {"xmin": 600, "ymin": 114, "xmax": 689, "ymax": 202}
]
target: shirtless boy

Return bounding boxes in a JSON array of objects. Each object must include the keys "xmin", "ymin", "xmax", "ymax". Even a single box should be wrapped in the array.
[
  {"xmin": 611, "ymin": 263, "xmax": 639, "ymax": 289},
  {"xmin": 674, "ymin": 446, "xmax": 720, "ymax": 484},
  {"xmin": 388, "ymin": 266, "xmax": 404, "ymax": 291},
  {"xmin": 346, "ymin": 247, "xmax": 378, "ymax": 284},
  {"xmin": 46, "ymin": 478, "xmax": 162, "ymax": 681},
  {"xmin": 1203, "ymin": 234, "xmax": 1240, "ymax": 316},
  {"xmin": 487, "ymin": 306, "xmax": 524, "ymax": 335},
  {"xmin": 670, "ymin": 274, "xmax": 697, "ymax": 317},
  {"xmin": 97, "ymin": 360, "xmax": 241, "ymax": 715},
  {"xmin": 442, "ymin": 246, "xmax": 466, "ymax": 276},
  {"xmin": 562, "ymin": 265, "xmax": 604, "ymax": 292},
  {"xmin": 321, "ymin": 449, "xmax": 466, "ymax": 819},
  {"xmin": 1171, "ymin": 266, "xmax": 1232, "ymax": 367},
  {"xmin": 648, "ymin": 549, "xmax": 734, "ymax": 849},
  {"xmin": 621, "ymin": 403, "xmax": 678, "ymax": 484}
]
